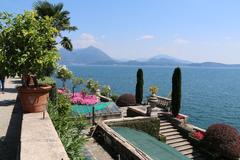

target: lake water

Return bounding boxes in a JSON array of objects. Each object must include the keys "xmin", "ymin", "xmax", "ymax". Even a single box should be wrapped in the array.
[{"xmin": 58, "ymin": 65, "xmax": 240, "ymax": 130}]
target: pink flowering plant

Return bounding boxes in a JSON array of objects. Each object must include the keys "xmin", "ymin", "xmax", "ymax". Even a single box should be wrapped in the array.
[
  {"xmin": 71, "ymin": 92, "xmax": 99, "ymax": 105},
  {"xmin": 191, "ymin": 130, "xmax": 205, "ymax": 140},
  {"xmin": 57, "ymin": 88, "xmax": 66, "ymax": 94}
]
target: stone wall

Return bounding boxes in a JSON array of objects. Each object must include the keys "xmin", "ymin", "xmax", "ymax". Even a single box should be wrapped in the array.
[
  {"xmin": 20, "ymin": 112, "xmax": 69, "ymax": 160},
  {"xmin": 107, "ymin": 117, "xmax": 160, "ymax": 139},
  {"xmin": 93, "ymin": 118, "xmax": 155, "ymax": 160}
]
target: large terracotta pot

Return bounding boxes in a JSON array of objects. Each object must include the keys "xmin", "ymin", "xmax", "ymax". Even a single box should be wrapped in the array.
[{"xmin": 17, "ymin": 85, "xmax": 52, "ymax": 113}]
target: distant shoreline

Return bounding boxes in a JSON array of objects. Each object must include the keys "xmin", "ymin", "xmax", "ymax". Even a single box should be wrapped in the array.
[{"xmin": 62, "ymin": 63, "xmax": 240, "ymax": 69}]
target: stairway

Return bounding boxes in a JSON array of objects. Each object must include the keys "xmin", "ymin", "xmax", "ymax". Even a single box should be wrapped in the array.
[{"xmin": 159, "ymin": 114, "xmax": 206, "ymax": 160}]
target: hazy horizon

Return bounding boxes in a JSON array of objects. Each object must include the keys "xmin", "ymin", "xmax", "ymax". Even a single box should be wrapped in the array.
[{"xmin": 1, "ymin": 0, "xmax": 240, "ymax": 64}]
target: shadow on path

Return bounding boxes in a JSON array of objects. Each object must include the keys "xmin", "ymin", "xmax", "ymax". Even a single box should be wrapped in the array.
[
  {"xmin": 0, "ymin": 100, "xmax": 16, "ymax": 107},
  {"xmin": 10, "ymin": 80, "xmax": 22, "ymax": 85},
  {"xmin": 3, "ymin": 88, "xmax": 18, "ymax": 94},
  {"xmin": 0, "ymin": 97, "xmax": 22, "ymax": 160}
]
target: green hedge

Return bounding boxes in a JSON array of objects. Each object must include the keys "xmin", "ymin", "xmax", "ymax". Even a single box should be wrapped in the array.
[{"xmin": 48, "ymin": 93, "xmax": 88, "ymax": 160}]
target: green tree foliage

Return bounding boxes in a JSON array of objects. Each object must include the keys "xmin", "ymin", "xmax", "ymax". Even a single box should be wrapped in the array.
[
  {"xmin": 72, "ymin": 76, "xmax": 84, "ymax": 94},
  {"xmin": 0, "ymin": 11, "xmax": 60, "ymax": 86},
  {"xmin": 86, "ymin": 78, "xmax": 99, "ymax": 93},
  {"xmin": 33, "ymin": 1, "xmax": 77, "ymax": 51},
  {"xmin": 171, "ymin": 67, "xmax": 182, "ymax": 117},
  {"xmin": 48, "ymin": 93, "xmax": 88, "ymax": 159},
  {"xmin": 101, "ymin": 85, "xmax": 111, "ymax": 97},
  {"xmin": 135, "ymin": 69, "xmax": 144, "ymax": 104},
  {"xmin": 56, "ymin": 65, "xmax": 73, "ymax": 89}
]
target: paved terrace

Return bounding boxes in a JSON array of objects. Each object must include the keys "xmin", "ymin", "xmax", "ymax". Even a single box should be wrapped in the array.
[{"xmin": 0, "ymin": 78, "xmax": 22, "ymax": 160}]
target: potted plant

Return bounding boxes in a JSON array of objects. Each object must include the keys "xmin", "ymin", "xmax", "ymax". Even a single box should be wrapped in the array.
[
  {"xmin": 147, "ymin": 85, "xmax": 159, "ymax": 115},
  {"xmin": 149, "ymin": 85, "xmax": 158, "ymax": 96},
  {"xmin": 148, "ymin": 86, "xmax": 159, "ymax": 105},
  {"xmin": 0, "ymin": 11, "xmax": 60, "ymax": 112}
]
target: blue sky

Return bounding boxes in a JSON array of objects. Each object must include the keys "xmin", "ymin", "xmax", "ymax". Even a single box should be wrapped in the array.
[{"xmin": 1, "ymin": 0, "xmax": 240, "ymax": 63}]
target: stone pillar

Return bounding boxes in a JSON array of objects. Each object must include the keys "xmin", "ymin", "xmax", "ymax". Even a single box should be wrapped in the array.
[{"xmin": 147, "ymin": 95, "xmax": 158, "ymax": 116}]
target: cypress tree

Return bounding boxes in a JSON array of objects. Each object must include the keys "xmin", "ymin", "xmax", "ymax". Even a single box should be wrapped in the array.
[
  {"xmin": 171, "ymin": 67, "xmax": 182, "ymax": 117},
  {"xmin": 135, "ymin": 69, "xmax": 144, "ymax": 104}
]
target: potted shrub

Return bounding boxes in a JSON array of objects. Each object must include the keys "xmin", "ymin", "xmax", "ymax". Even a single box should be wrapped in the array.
[
  {"xmin": 0, "ymin": 11, "xmax": 60, "ymax": 112},
  {"xmin": 147, "ymin": 85, "xmax": 159, "ymax": 116},
  {"xmin": 38, "ymin": 76, "xmax": 57, "ymax": 102},
  {"xmin": 148, "ymin": 86, "xmax": 159, "ymax": 106},
  {"xmin": 149, "ymin": 85, "xmax": 158, "ymax": 96}
]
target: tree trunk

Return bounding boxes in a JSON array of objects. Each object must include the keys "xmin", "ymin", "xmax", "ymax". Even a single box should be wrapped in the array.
[{"xmin": 63, "ymin": 80, "xmax": 66, "ymax": 90}]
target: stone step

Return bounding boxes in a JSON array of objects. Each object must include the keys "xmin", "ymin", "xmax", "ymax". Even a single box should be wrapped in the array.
[
  {"xmin": 160, "ymin": 125, "xmax": 173, "ymax": 130},
  {"xmin": 181, "ymin": 148, "xmax": 194, "ymax": 155},
  {"xmin": 175, "ymin": 145, "xmax": 193, "ymax": 152},
  {"xmin": 160, "ymin": 128, "xmax": 177, "ymax": 134},
  {"xmin": 158, "ymin": 117, "xmax": 205, "ymax": 160},
  {"xmin": 185, "ymin": 150, "xmax": 202, "ymax": 159},
  {"xmin": 166, "ymin": 134, "xmax": 182, "ymax": 140},
  {"xmin": 166, "ymin": 137, "xmax": 186, "ymax": 144},
  {"xmin": 159, "ymin": 117, "xmax": 168, "ymax": 120},
  {"xmin": 162, "ymin": 131, "xmax": 179, "ymax": 136},
  {"xmin": 169, "ymin": 141, "xmax": 190, "ymax": 148},
  {"xmin": 160, "ymin": 122, "xmax": 172, "ymax": 127},
  {"xmin": 185, "ymin": 153, "xmax": 194, "ymax": 159}
]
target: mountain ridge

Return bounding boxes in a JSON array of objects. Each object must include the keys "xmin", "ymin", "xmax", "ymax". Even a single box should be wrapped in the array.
[{"xmin": 59, "ymin": 46, "xmax": 240, "ymax": 67}]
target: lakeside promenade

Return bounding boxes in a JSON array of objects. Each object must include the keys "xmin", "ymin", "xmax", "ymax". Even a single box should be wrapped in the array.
[{"xmin": 0, "ymin": 78, "xmax": 22, "ymax": 160}]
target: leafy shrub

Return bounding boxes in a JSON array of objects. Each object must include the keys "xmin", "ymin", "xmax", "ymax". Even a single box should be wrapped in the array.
[
  {"xmin": 38, "ymin": 76, "xmax": 57, "ymax": 101},
  {"xmin": 110, "ymin": 94, "xmax": 119, "ymax": 102},
  {"xmin": 48, "ymin": 93, "xmax": 88, "ymax": 159},
  {"xmin": 38, "ymin": 76, "xmax": 56, "ymax": 86},
  {"xmin": 0, "ymin": 11, "xmax": 60, "ymax": 86},
  {"xmin": 57, "ymin": 65, "xmax": 73, "ymax": 89},
  {"xmin": 101, "ymin": 85, "xmax": 111, "ymax": 97},
  {"xmin": 203, "ymin": 124, "xmax": 240, "ymax": 159},
  {"xmin": 116, "ymin": 93, "xmax": 136, "ymax": 107},
  {"xmin": 86, "ymin": 78, "xmax": 99, "ymax": 93},
  {"xmin": 72, "ymin": 76, "xmax": 84, "ymax": 94}
]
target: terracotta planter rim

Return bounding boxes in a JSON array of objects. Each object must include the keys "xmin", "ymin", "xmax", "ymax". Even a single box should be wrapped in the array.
[{"xmin": 17, "ymin": 85, "xmax": 52, "ymax": 93}]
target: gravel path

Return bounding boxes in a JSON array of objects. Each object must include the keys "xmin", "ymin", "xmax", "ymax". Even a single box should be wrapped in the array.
[{"xmin": 0, "ymin": 78, "xmax": 22, "ymax": 160}]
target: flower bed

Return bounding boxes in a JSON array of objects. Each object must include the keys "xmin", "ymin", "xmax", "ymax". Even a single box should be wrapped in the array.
[
  {"xmin": 191, "ymin": 130, "xmax": 205, "ymax": 140},
  {"xmin": 71, "ymin": 92, "xmax": 99, "ymax": 105},
  {"xmin": 57, "ymin": 88, "xmax": 66, "ymax": 94},
  {"xmin": 57, "ymin": 89, "xmax": 99, "ymax": 105}
]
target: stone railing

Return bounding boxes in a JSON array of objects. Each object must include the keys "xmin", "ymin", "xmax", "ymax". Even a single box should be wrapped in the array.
[
  {"xmin": 21, "ymin": 112, "xmax": 69, "ymax": 160},
  {"xmin": 156, "ymin": 96, "xmax": 171, "ymax": 109}
]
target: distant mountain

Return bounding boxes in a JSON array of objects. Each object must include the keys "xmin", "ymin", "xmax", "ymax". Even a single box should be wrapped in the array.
[
  {"xmin": 59, "ymin": 46, "xmax": 240, "ymax": 67},
  {"xmin": 189, "ymin": 62, "xmax": 227, "ymax": 67},
  {"xmin": 149, "ymin": 54, "xmax": 192, "ymax": 64},
  {"xmin": 60, "ymin": 46, "xmax": 116, "ymax": 65}
]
